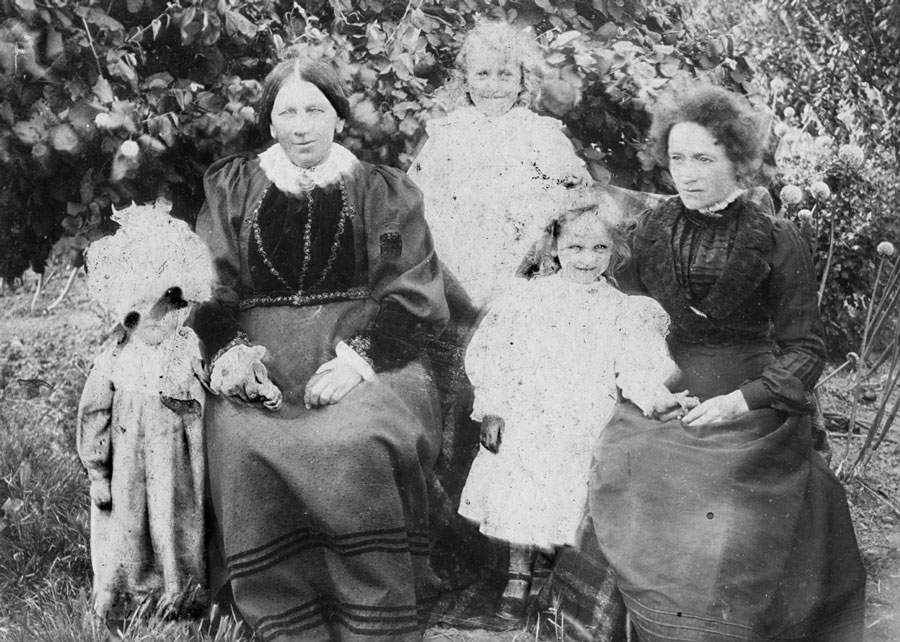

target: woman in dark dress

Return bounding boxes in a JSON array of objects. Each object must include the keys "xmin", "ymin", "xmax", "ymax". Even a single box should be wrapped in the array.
[
  {"xmin": 193, "ymin": 57, "xmax": 448, "ymax": 641},
  {"xmin": 590, "ymin": 85, "xmax": 866, "ymax": 641}
]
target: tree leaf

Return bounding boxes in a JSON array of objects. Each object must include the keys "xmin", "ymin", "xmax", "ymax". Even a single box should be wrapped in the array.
[
  {"xmin": 49, "ymin": 124, "xmax": 80, "ymax": 153},
  {"xmin": 92, "ymin": 76, "xmax": 115, "ymax": 104},
  {"xmin": 224, "ymin": 9, "xmax": 257, "ymax": 38}
]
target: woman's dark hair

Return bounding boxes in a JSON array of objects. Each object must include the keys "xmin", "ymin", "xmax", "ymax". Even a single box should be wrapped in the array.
[
  {"xmin": 647, "ymin": 84, "xmax": 768, "ymax": 184},
  {"xmin": 257, "ymin": 57, "xmax": 351, "ymax": 140}
]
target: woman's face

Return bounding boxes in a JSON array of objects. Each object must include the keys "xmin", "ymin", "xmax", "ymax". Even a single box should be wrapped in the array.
[
  {"xmin": 269, "ymin": 76, "xmax": 343, "ymax": 169},
  {"xmin": 465, "ymin": 47, "xmax": 521, "ymax": 117},
  {"xmin": 557, "ymin": 215, "xmax": 613, "ymax": 284},
  {"xmin": 667, "ymin": 121, "xmax": 741, "ymax": 210}
]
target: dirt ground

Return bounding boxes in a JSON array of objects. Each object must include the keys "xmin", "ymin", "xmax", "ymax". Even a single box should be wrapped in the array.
[{"xmin": 1, "ymin": 269, "xmax": 899, "ymax": 641}]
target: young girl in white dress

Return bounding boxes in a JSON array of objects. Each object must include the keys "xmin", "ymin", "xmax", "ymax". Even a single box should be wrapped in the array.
[
  {"xmin": 458, "ymin": 188, "xmax": 697, "ymax": 617},
  {"xmin": 408, "ymin": 19, "xmax": 591, "ymax": 308},
  {"xmin": 77, "ymin": 201, "xmax": 215, "ymax": 620}
]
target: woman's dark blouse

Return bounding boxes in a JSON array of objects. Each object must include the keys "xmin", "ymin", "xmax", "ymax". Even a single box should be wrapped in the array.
[
  {"xmin": 192, "ymin": 153, "xmax": 448, "ymax": 372},
  {"xmin": 620, "ymin": 192, "xmax": 825, "ymax": 414}
]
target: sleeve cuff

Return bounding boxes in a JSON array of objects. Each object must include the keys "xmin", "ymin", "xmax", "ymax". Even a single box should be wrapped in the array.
[
  {"xmin": 336, "ymin": 341, "xmax": 377, "ymax": 382},
  {"xmin": 739, "ymin": 379, "xmax": 771, "ymax": 410},
  {"xmin": 209, "ymin": 331, "xmax": 251, "ymax": 372}
]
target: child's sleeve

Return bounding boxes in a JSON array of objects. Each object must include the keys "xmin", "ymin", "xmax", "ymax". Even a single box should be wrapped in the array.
[
  {"xmin": 529, "ymin": 116, "xmax": 592, "ymax": 184},
  {"xmin": 77, "ymin": 349, "xmax": 115, "ymax": 483},
  {"xmin": 614, "ymin": 296, "xmax": 679, "ymax": 413},
  {"xmin": 463, "ymin": 295, "xmax": 520, "ymax": 422}
]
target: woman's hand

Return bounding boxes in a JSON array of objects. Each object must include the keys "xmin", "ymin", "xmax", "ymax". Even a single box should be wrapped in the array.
[
  {"xmin": 480, "ymin": 414, "xmax": 504, "ymax": 453},
  {"xmin": 210, "ymin": 344, "xmax": 283, "ymax": 410},
  {"xmin": 304, "ymin": 359, "xmax": 363, "ymax": 409},
  {"xmin": 681, "ymin": 390, "xmax": 749, "ymax": 426}
]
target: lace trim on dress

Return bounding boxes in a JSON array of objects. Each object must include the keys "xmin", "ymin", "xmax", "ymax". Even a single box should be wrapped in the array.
[
  {"xmin": 697, "ymin": 188, "xmax": 745, "ymax": 217},
  {"xmin": 258, "ymin": 142, "xmax": 360, "ymax": 195}
]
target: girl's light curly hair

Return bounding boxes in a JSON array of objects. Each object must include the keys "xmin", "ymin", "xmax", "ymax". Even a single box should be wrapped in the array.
[{"xmin": 447, "ymin": 19, "xmax": 545, "ymax": 110}]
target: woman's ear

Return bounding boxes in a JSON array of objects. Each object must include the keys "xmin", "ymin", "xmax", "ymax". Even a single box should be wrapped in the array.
[
  {"xmin": 335, "ymin": 119, "xmax": 345, "ymax": 134},
  {"xmin": 269, "ymin": 123, "xmax": 276, "ymax": 140}
]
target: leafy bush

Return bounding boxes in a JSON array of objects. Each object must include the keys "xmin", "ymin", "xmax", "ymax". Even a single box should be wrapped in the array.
[{"xmin": 0, "ymin": 0, "xmax": 759, "ymax": 282}]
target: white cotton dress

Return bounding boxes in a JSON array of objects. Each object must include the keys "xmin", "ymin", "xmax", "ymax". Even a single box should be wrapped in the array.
[
  {"xmin": 458, "ymin": 274, "xmax": 677, "ymax": 550},
  {"xmin": 77, "ymin": 326, "xmax": 206, "ymax": 615},
  {"xmin": 408, "ymin": 106, "xmax": 591, "ymax": 307}
]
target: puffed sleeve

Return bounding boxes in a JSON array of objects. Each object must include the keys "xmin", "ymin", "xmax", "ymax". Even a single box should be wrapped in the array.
[
  {"xmin": 527, "ymin": 115, "xmax": 592, "ymax": 184},
  {"xmin": 738, "ymin": 219, "xmax": 826, "ymax": 412},
  {"xmin": 192, "ymin": 154, "xmax": 257, "ymax": 360},
  {"xmin": 349, "ymin": 165, "xmax": 449, "ymax": 370},
  {"xmin": 77, "ymin": 345, "xmax": 115, "ymax": 484},
  {"xmin": 614, "ymin": 295, "xmax": 679, "ymax": 412}
]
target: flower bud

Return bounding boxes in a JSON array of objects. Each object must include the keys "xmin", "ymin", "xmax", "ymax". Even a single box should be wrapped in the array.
[
  {"xmin": 783, "ymin": 106, "xmax": 796, "ymax": 119},
  {"xmin": 809, "ymin": 181, "xmax": 831, "ymax": 201},
  {"xmin": 779, "ymin": 184, "xmax": 803, "ymax": 205},
  {"xmin": 796, "ymin": 208, "xmax": 813, "ymax": 222},
  {"xmin": 877, "ymin": 241, "xmax": 896, "ymax": 257}
]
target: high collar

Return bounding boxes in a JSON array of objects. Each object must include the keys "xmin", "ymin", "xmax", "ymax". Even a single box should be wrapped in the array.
[
  {"xmin": 258, "ymin": 142, "xmax": 359, "ymax": 195},
  {"xmin": 695, "ymin": 188, "xmax": 746, "ymax": 217}
]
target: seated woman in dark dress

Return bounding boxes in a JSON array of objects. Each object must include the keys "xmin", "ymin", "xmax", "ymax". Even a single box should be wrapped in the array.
[
  {"xmin": 589, "ymin": 84, "xmax": 865, "ymax": 641},
  {"xmin": 193, "ymin": 56, "xmax": 448, "ymax": 641}
]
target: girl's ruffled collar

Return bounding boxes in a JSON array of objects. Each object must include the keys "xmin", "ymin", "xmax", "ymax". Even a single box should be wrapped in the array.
[{"xmin": 258, "ymin": 142, "xmax": 359, "ymax": 195}]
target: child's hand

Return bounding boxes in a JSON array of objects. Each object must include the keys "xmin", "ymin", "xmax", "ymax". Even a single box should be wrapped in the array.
[
  {"xmin": 90, "ymin": 478, "xmax": 112, "ymax": 510},
  {"xmin": 480, "ymin": 414, "xmax": 504, "ymax": 453},
  {"xmin": 652, "ymin": 390, "xmax": 700, "ymax": 421}
]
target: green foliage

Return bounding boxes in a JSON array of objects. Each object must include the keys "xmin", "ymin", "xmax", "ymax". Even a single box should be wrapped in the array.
[{"xmin": 0, "ymin": 0, "xmax": 757, "ymax": 281}]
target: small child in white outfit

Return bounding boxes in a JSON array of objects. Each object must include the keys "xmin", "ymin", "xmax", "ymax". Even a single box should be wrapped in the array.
[
  {"xmin": 77, "ymin": 201, "xmax": 213, "ymax": 620},
  {"xmin": 458, "ymin": 187, "xmax": 697, "ymax": 618}
]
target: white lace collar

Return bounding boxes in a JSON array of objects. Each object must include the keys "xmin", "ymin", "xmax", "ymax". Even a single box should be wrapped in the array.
[
  {"xmin": 698, "ymin": 188, "xmax": 745, "ymax": 216},
  {"xmin": 258, "ymin": 142, "xmax": 359, "ymax": 195}
]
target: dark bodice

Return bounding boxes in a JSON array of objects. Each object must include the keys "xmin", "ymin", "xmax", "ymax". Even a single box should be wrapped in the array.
[
  {"xmin": 624, "ymin": 193, "xmax": 825, "ymax": 414},
  {"xmin": 248, "ymin": 184, "xmax": 361, "ymax": 297}
]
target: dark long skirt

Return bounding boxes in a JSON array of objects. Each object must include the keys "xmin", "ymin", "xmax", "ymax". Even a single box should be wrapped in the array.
[
  {"xmin": 590, "ymin": 343, "xmax": 866, "ymax": 641},
  {"xmin": 205, "ymin": 302, "xmax": 442, "ymax": 641}
]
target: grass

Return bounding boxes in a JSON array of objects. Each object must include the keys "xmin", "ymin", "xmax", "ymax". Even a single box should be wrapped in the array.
[{"xmin": 1, "ymin": 269, "xmax": 899, "ymax": 640}]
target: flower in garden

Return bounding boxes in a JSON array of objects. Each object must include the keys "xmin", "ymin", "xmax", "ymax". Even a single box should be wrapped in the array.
[
  {"xmin": 877, "ymin": 241, "xmax": 896, "ymax": 258},
  {"xmin": 120, "ymin": 140, "xmax": 139, "ymax": 159},
  {"xmin": 780, "ymin": 184, "xmax": 803, "ymax": 205},
  {"xmin": 810, "ymin": 181, "xmax": 831, "ymax": 201},
  {"xmin": 797, "ymin": 208, "xmax": 813, "ymax": 222},
  {"xmin": 783, "ymin": 106, "xmax": 795, "ymax": 119},
  {"xmin": 838, "ymin": 143, "xmax": 865, "ymax": 168},
  {"xmin": 773, "ymin": 122, "xmax": 790, "ymax": 137},
  {"xmin": 94, "ymin": 113, "xmax": 112, "ymax": 128}
]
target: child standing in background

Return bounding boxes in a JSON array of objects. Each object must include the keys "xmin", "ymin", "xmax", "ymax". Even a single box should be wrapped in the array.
[
  {"xmin": 409, "ymin": 19, "xmax": 591, "ymax": 308},
  {"xmin": 458, "ymin": 188, "xmax": 697, "ymax": 618},
  {"xmin": 77, "ymin": 201, "xmax": 213, "ymax": 620}
]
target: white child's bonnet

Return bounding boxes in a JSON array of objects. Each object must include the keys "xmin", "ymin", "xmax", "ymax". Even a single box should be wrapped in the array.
[{"xmin": 85, "ymin": 199, "xmax": 213, "ymax": 319}]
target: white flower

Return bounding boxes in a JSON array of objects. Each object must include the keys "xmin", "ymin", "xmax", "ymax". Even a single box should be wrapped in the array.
[
  {"xmin": 809, "ymin": 181, "xmax": 831, "ymax": 201},
  {"xmin": 797, "ymin": 208, "xmax": 813, "ymax": 222},
  {"xmin": 783, "ymin": 106, "xmax": 796, "ymax": 119},
  {"xmin": 120, "ymin": 140, "xmax": 139, "ymax": 159},
  {"xmin": 877, "ymin": 241, "xmax": 896, "ymax": 258},
  {"xmin": 780, "ymin": 184, "xmax": 803, "ymax": 205},
  {"xmin": 838, "ymin": 143, "xmax": 865, "ymax": 168}
]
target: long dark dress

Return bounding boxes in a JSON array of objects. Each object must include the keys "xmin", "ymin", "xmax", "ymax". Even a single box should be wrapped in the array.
[
  {"xmin": 193, "ymin": 150, "xmax": 448, "ymax": 641},
  {"xmin": 590, "ymin": 193, "xmax": 865, "ymax": 641}
]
